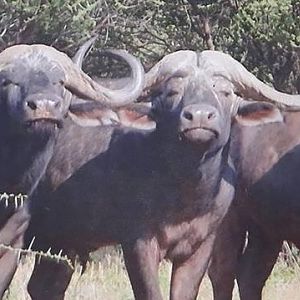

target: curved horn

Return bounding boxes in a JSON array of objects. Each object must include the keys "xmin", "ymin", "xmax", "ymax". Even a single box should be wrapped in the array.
[
  {"xmin": 0, "ymin": 44, "xmax": 144, "ymax": 107},
  {"xmin": 72, "ymin": 36, "xmax": 98, "ymax": 69},
  {"xmin": 72, "ymin": 39, "xmax": 145, "ymax": 106},
  {"xmin": 66, "ymin": 48, "xmax": 145, "ymax": 107},
  {"xmin": 198, "ymin": 50, "xmax": 300, "ymax": 109}
]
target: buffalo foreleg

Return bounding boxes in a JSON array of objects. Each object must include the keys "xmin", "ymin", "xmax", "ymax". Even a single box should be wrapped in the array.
[
  {"xmin": 0, "ymin": 206, "xmax": 30, "ymax": 298},
  {"xmin": 122, "ymin": 237, "xmax": 162, "ymax": 300},
  {"xmin": 237, "ymin": 226, "xmax": 281, "ymax": 300},
  {"xmin": 28, "ymin": 255, "xmax": 74, "ymax": 300},
  {"xmin": 208, "ymin": 207, "xmax": 247, "ymax": 300},
  {"xmin": 169, "ymin": 234, "xmax": 215, "ymax": 300}
]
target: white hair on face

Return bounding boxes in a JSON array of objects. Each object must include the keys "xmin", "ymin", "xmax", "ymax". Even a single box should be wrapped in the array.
[
  {"xmin": 187, "ymin": 69, "xmax": 223, "ymax": 109},
  {"xmin": 20, "ymin": 49, "xmax": 63, "ymax": 75}
]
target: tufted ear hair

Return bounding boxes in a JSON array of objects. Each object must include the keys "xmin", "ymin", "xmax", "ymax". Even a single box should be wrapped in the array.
[
  {"xmin": 116, "ymin": 103, "xmax": 156, "ymax": 130},
  {"xmin": 234, "ymin": 100, "xmax": 283, "ymax": 126},
  {"xmin": 68, "ymin": 102, "xmax": 155, "ymax": 130},
  {"xmin": 68, "ymin": 102, "xmax": 119, "ymax": 127}
]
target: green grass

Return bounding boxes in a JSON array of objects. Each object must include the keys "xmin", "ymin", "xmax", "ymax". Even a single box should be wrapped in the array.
[{"xmin": 4, "ymin": 246, "xmax": 300, "ymax": 300}]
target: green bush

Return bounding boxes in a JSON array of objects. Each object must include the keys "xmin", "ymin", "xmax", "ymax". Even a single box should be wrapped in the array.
[{"xmin": 0, "ymin": 0, "xmax": 299, "ymax": 91}]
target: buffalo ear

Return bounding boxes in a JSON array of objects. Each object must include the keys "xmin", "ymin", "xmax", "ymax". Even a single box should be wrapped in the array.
[
  {"xmin": 234, "ymin": 100, "xmax": 283, "ymax": 126},
  {"xmin": 68, "ymin": 102, "xmax": 120, "ymax": 127},
  {"xmin": 68, "ymin": 102, "xmax": 156, "ymax": 130},
  {"xmin": 117, "ymin": 103, "xmax": 156, "ymax": 130}
]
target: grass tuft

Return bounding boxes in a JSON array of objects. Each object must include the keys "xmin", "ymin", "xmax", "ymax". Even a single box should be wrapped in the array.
[{"xmin": 3, "ymin": 245, "xmax": 300, "ymax": 300}]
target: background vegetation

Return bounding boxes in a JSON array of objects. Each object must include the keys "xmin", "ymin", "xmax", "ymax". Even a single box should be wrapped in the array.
[{"xmin": 1, "ymin": 0, "xmax": 299, "ymax": 90}]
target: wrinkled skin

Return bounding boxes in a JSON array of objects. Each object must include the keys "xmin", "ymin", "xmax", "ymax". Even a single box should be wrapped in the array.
[
  {"xmin": 0, "ymin": 44, "xmax": 143, "ymax": 298},
  {"xmin": 209, "ymin": 111, "xmax": 300, "ymax": 300},
  {"xmin": 25, "ymin": 65, "xmax": 283, "ymax": 300}
]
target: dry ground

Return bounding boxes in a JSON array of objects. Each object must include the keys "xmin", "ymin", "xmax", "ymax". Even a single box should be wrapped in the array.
[{"xmin": 4, "ymin": 246, "xmax": 300, "ymax": 300}]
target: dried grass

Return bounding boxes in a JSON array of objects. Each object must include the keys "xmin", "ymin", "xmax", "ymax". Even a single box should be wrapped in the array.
[{"xmin": 3, "ymin": 245, "xmax": 300, "ymax": 300}]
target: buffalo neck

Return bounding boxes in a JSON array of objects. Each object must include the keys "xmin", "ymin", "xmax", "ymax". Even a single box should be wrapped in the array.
[
  {"xmin": 156, "ymin": 129, "xmax": 233, "ymax": 204},
  {"xmin": 0, "ymin": 128, "xmax": 57, "ymax": 195}
]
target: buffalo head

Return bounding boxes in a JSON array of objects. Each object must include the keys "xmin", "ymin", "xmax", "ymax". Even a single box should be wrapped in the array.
[
  {"xmin": 0, "ymin": 44, "xmax": 144, "ymax": 134},
  {"xmin": 141, "ymin": 50, "xmax": 299, "ymax": 153},
  {"xmin": 0, "ymin": 43, "xmax": 144, "ymax": 195}
]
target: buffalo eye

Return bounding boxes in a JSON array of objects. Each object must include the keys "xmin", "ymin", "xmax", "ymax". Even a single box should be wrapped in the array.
[
  {"xmin": 0, "ymin": 78, "xmax": 12, "ymax": 88},
  {"xmin": 166, "ymin": 90, "xmax": 179, "ymax": 98},
  {"xmin": 52, "ymin": 81, "xmax": 61, "ymax": 86},
  {"xmin": 222, "ymin": 91, "xmax": 231, "ymax": 98}
]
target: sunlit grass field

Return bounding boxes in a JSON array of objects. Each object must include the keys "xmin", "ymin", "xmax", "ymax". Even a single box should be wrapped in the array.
[{"xmin": 4, "ymin": 246, "xmax": 300, "ymax": 300}]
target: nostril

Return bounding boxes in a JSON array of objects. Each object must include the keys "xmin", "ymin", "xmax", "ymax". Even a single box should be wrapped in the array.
[
  {"xmin": 207, "ymin": 111, "xmax": 216, "ymax": 120},
  {"xmin": 183, "ymin": 111, "xmax": 193, "ymax": 121},
  {"xmin": 26, "ymin": 101, "xmax": 37, "ymax": 110}
]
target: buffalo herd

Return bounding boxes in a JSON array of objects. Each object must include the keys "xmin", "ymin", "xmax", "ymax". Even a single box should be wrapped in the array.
[{"xmin": 0, "ymin": 38, "xmax": 300, "ymax": 300}]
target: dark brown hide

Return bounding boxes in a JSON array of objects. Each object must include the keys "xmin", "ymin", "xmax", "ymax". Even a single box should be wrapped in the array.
[
  {"xmin": 0, "ymin": 43, "xmax": 144, "ymax": 297},
  {"xmin": 209, "ymin": 111, "xmax": 300, "ymax": 300},
  {"xmin": 25, "ymin": 68, "xmax": 284, "ymax": 300}
]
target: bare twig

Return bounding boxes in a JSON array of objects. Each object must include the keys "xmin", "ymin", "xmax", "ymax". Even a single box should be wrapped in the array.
[
  {"xmin": 0, "ymin": 243, "xmax": 74, "ymax": 270},
  {"xmin": 186, "ymin": 0, "xmax": 215, "ymax": 50}
]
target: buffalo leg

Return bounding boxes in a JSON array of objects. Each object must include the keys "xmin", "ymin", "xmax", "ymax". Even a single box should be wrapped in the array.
[
  {"xmin": 170, "ymin": 234, "xmax": 215, "ymax": 300},
  {"xmin": 237, "ymin": 228, "xmax": 281, "ymax": 300},
  {"xmin": 122, "ymin": 238, "xmax": 162, "ymax": 300},
  {"xmin": 208, "ymin": 207, "xmax": 246, "ymax": 300},
  {"xmin": 0, "ymin": 207, "xmax": 30, "ymax": 298},
  {"xmin": 28, "ymin": 256, "xmax": 74, "ymax": 300}
]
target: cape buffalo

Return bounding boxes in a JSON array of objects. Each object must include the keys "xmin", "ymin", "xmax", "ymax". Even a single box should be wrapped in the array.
[
  {"xmin": 208, "ymin": 109, "xmax": 300, "ymax": 300},
  {"xmin": 0, "ymin": 43, "xmax": 144, "ymax": 297},
  {"xmin": 24, "ymin": 49, "xmax": 299, "ymax": 300}
]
